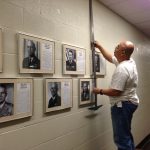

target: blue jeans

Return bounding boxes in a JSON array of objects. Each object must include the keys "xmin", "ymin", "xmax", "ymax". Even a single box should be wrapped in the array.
[{"xmin": 111, "ymin": 101, "xmax": 138, "ymax": 150}]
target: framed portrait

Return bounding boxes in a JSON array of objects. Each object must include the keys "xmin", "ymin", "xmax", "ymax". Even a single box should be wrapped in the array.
[
  {"xmin": 0, "ymin": 28, "xmax": 2, "ymax": 72},
  {"xmin": 91, "ymin": 52, "xmax": 106, "ymax": 76},
  {"xmin": 45, "ymin": 78, "xmax": 72, "ymax": 113},
  {"xmin": 18, "ymin": 33, "xmax": 54, "ymax": 74},
  {"xmin": 63, "ymin": 44, "xmax": 86, "ymax": 75},
  {"xmin": 0, "ymin": 78, "xmax": 33, "ymax": 123},
  {"xmin": 79, "ymin": 78, "xmax": 95, "ymax": 106}
]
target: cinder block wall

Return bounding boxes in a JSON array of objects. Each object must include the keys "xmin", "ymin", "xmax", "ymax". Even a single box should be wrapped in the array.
[{"xmin": 0, "ymin": 0, "xmax": 150, "ymax": 150}]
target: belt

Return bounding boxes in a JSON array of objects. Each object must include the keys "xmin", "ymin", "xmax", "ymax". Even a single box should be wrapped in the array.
[
  {"xmin": 112, "ymin": 100, "xmax": 138, "ymax": 107},
  {"xmin": 123, "ymin": 100, "xmax": 139, "ymax": 106}
]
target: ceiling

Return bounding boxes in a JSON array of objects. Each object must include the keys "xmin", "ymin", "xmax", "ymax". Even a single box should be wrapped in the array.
[{"xmin": 98, "ymin": 0, "xmax": 150, "ymax": 37}]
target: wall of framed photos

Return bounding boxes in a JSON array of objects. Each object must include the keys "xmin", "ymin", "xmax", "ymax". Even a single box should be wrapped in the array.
[
  {"xmin": 0, "ymin": 0, "xmax": 107, "ymax": 148},
  {"xmin": 0, "ymin": 29, "xmax": 106, "ymax": 122},
  {"xmin": 0, "ymin": 0, "xmax": 149, "ymax": 150},
  {"xmin": 1, "ymin": 27, "xmax": 102, "ymax": 124}
]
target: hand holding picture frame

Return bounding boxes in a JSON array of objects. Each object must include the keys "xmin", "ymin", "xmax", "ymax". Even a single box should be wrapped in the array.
[
  {"xmin": 63, "ymin": 44, "xmax": 86, "ymax": 75},
  {"xmin": 18, "ymin": 33, "xmax": 54, "ymax": 74},
  {"xmin": 44, "ymin": 78, "xmax": 72, "ymax": 113},
  {"xmin": 0, "ymin": 78, "xmax": 33, "ymax": 123}
]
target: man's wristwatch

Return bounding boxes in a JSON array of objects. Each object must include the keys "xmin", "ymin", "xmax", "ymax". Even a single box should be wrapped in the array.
[{"xmin": 99, "ymin": 89, "xmax": 103, "ymax": 95}]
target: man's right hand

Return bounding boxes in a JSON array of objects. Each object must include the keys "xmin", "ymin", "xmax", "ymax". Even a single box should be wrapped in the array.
[
  {"xmin": 94, "ymin": 40, "xmax": 113, "ymax": 63},
  {"xmin": 94, "ymin": 41, "xmax": 101, "ymax": 49}
]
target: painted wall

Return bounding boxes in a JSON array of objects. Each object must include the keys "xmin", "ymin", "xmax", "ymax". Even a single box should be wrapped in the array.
[{"xmin": 0, "ymin": 0, "xmax": 150, "ymax": 150}]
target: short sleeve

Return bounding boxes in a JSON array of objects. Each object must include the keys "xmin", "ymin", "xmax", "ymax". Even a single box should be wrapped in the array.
[{"xmin": 112, "ymin": 56, "xmax": 119, "ymax": 66}]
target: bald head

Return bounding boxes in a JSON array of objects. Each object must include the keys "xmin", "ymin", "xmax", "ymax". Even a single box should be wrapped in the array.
[
  {"xmin": 120, "ymin": 41, "xmax": 134, "ymax": 58},
  {"xmin": 126, "ymin": 41, "xmax": 134, "ymax": 49}
]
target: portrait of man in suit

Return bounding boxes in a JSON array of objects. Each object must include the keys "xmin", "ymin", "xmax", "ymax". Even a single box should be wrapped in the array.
[
  {"xmin": 81, "ymin": 81, "xmax": 90, "ymax": 101},
  {"xmin": 95, "ymin": 54, "xmax": 100, "ymax": 72},
  {"xmin": 22, "ymin": 39, "xmax": 40, "ymax": 69},
  {"xmin": 66, "ymin": 48, "xmax": 76, "ymax": 71},
  {"xmin": 48, "ymin": 82, "xmax": 61, "ymax": 108},
  {"xmin": 0, "ymin": 83, "xmax": 13, "ymax": 117}
]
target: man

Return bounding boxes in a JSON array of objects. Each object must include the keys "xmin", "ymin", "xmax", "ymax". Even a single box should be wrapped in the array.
[
  {"xmin": 81, "ymin": 81, "xmax": 90, "ymax": 101},
  {"xmin": 93, "ymin": 41, "xmax": 139, "ymax": 150},
  {"xmin": 48, "ymin": 82, "xmax": 61, "ymax": 108},
  {"xmin": 0, "ymin": 84, "xmax": 13, "ymax": 117},
  {"xmin": 66, "ymin": 49, "xmax": 76, "ymax": 71},
  {"xmin": 23, "ymin": 40, "xmax": 40, "ymax": 69}
]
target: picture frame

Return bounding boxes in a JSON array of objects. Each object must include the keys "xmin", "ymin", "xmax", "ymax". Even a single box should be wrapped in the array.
[
  {"xmin": 44, "ymin": 78, "xmax": 72, "ymax": 113},
  {"xmin": 0, "ymin": 28, "xmax": 2, "ymax": 72},
  {"xmin": 91, "ymin": 52, "xmax": 106, "ymax": 76},
  {"xmin": 18, "ymin": 33, "xmax": 54, "ymax": 74},
  {"xmin": 0, "ymin": 78, "xmax": 33, "ymax": 123},
  {"xmin": 79, "ymin": 78, "xmax": 95, "ymax": 106},
  {"xmin": 63, "ymin": 44, "xmax": 86, "ymax": 75}
]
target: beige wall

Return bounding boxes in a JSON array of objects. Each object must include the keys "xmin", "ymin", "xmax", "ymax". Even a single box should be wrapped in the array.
[{"xmin": 0, "ymin": 0, "xmax": 150, "ymax": 150}]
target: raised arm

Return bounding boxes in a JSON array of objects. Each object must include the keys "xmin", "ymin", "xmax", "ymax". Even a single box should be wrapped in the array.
[{"xmin": 94, "ymin": 41, "xmax": 113, "ymax": 63}]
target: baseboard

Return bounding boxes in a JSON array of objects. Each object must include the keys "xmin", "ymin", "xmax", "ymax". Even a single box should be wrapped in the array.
[{"xmin": 136, "ymin": 134, "xmax": 150, "ymax": 149}]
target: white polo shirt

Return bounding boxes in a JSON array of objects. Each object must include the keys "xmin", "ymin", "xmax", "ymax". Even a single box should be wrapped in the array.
[{"xmin": 109, "ymin": 56, "xmax": 139, "ymax": 105}]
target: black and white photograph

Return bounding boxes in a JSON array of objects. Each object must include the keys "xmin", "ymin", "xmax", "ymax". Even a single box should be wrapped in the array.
[
  {"xmin": 63, "ymin": 44, "xmax": 86, "ymax": 75},
  {"xmin": 48, "ymin": 82, "xmax": 61, "ymax": 108},
  {"xmin": 45, "ymin": 78, "xmax": 72, "ymax": 113},
  {"xmin": 79, "ymin": 79, "xmax": 94, "ymax": 106},
  {"xmin": 0, "ymin": 79, "xmax": 33, "ymax": 123},
  {"xmin": 66, "ymin": 48, "xmax": 76, "ymax": 71},
  {"xmin": 92, "ymin": 52, "xmax": 106, "ymax": 76},
  {"xmin": 0, "ymin": 83, "xmax": 14, "ymax": 117},
  {"xmin": 81, "ymin": 81, "xmax": 90, "ymax": 101},
  {"xmin": 23, "ymin": 39, "xmax": 40, "ymax": 69},
  {"xmin": 95, "ymin": 53, "xmax": 100, "ymax": 72},
  {"xmin": 18, "ymin": 33, "xmax": 55, "ymax": 74}
]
